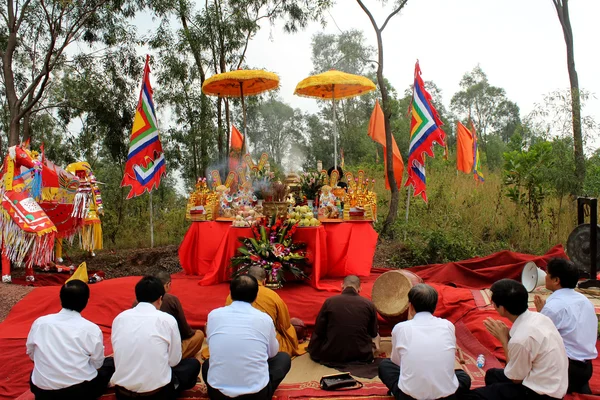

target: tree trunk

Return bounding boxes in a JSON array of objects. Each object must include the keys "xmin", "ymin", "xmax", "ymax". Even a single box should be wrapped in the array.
[
  {"xmin": 217, "ymin": 97, "xmax": 224, "ymax": 164},
  {"xmin": 356, "ymin": 0, "xmax": 403, "ymax": 238},
  {"xmin": 22, "ymin": 111, "xmax": 32, "ymax": 143},
  {"xmin": 553, "ymin": 0, "xmax": 585, "ymax": 190}
]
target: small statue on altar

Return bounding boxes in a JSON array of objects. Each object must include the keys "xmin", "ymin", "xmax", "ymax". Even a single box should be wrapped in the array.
[
  {"xmin": 233, "ymin": 181, "xmax": 257, "ymax": 210},
  {"xmin": 216, "ymin": 185, "xmax": 234, "ymax": 218},
  {"xmin": 318, "ymin": 185, "xmax": 336, "ymax": 217}
]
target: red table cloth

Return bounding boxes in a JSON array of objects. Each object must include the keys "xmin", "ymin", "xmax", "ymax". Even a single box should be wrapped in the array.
[{"xmin": 178, "ymin": 221, "xmax": 378, "ymax": 291}]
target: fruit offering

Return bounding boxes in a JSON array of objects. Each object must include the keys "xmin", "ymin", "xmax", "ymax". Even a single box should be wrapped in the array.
[
  {"xmin": 288, "ymin": 205, "xmax": 320, "ymax": 227},
  {"xmin": 232, "ymin": 205, "xmax": 263, "ymax": 227}
]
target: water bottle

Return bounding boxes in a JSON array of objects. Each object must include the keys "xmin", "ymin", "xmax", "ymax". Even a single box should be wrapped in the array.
[{"xmin": 476, "ymin": 354, "xmax": 485, "ymax": 368}]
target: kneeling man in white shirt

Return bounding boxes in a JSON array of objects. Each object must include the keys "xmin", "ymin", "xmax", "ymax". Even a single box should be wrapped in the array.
[
  {"xmin": 463, "ymin": 279, "xmax": 568, "ymax": 400},
  {"xmin": 111, "ymin": 276, "xmax": 201, "ymax": 400},
  {"xmin": 202, "ymin": 274, "xmax": 291, "ymax": 400},
  {"xmin": 379, "ymin": 283, "xmax": 471, "ymax": 400},
  {"xmin": 27, "ymin": 279, "xmax": 115, "ymax": 400},
  {"xmin": 535, "ymin": 258, "xmax": 598, "ymax": 394}
]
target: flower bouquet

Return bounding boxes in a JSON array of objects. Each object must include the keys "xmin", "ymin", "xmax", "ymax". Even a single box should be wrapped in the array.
[
  {"xmin": 231, "ymin": 216, "xmax": 309, "ymax": 288},
  {"xmin": 299, "ymin": 171, "xmax": 326, "ymax": 202}
]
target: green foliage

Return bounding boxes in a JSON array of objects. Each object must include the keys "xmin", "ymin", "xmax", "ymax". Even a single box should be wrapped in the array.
[{"xmin": 503, "ymin": 141, "xmax": 552, "ymax": 231}]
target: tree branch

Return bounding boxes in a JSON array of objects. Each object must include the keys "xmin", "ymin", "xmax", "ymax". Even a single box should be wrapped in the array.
[
  {"xmin": 380, "ymin": 0, "xmax": 408, "ymax": 32},
  {"xmin": 356, "ymin": 0, "xmax": 380, "ymax": 32}
]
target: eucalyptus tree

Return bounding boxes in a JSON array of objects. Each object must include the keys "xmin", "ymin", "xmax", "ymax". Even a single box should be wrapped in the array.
[
  {"xmin": 356, "ymin": 0, "xmax": 409, "ymax": 237},
  {"xmin": 552, "ymin": 0, "xmax": 585, "ymax": 187},
  {"xmin": 0, "ymin": 0, "xmax": 139, "ymax": 146}
]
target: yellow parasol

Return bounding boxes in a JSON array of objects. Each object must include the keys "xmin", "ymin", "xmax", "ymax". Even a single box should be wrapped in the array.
[
  {"xmin": 202, "ymin": 69, "xmax": 280, "ymax": 153},
  {"xmin": 294, "ymin": 70, "xmax": 377, "ymax": 169}
]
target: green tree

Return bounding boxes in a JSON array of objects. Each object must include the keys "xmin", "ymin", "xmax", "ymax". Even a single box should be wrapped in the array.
[
  {"xmin": 356, "ymin": 0, "xmax": 408, "ymax": 237},
  {"xmin": 0, "ymin": 0, "xmax": 139, "ymax": 146},
  {"xmin": 450, "ymin": 66, "xmax": 519, "ymax": 142}
]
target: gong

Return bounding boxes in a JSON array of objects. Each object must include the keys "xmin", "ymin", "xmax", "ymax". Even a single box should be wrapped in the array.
[{"xmin": 566, "ymin": 223, "xmax": 600, "ymax": 274}]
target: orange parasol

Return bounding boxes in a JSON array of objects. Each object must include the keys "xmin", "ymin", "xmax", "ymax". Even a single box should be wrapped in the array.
[
  {"xmin": 203, "ymin": 69, "xmax": 280, "ymax": 152},
  {"xmin": 294, "ymin": 70, "xmax": 376, "ymax": 169}
]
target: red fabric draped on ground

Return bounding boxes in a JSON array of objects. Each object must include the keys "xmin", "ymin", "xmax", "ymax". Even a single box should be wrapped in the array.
[
  {"xmin": 2, "ymin": 244, "xmax": 597, "ymax": 399},
  {"xmin": 178, "ymin": 221, "xmax": 378, "ymax": 290}
]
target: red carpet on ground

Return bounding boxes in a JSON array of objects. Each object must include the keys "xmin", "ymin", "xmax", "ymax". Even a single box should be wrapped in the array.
[{"xmin": 2, "ymin": 244, "xmax": 596, "ymax": 400}]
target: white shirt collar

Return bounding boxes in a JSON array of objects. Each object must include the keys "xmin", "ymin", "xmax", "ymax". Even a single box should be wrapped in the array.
[
  {"xmin": 134, "ymin": 302, "xmax": 159, "ymax": 312},
  {"xmin": 228, "ymin": 301, "xmax": 254, "ymax": 309},
  {"xmin": 510, "ymin": 310, "xmax": 531, "ymax": 336},
  {"xmin": 550, "ymin": 288, "xmax": 574, "ymax": 297},
  {"xmin": 58, "ymin": 308, "xmax": 81, "ymax": 317},
  {"xmin": 412, "ymin": 311, "xmax": 434, "ymax": 321}
]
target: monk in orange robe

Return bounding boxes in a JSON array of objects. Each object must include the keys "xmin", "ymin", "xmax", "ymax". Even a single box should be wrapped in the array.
[{"xmin": 226, "ymin": 266, "xmax": 304, "ymax": 357}]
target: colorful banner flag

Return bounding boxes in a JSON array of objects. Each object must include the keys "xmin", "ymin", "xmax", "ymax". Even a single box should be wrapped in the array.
[
  {"xmin": 456, "ymin": 121, "xmax": 474, "ymax": 174},
  {"xmin": 121, "ymin": 55, "xmax": 166, "ymax": 199},
  {"xmin": 340, "ymin": 148, "xmax": 345, "ymax": 169},
  {"xmin": 405, "ymin": 61, "xmax": 446, "ymax": 202},
  {"xmin": 470, "ymin": 121, "xmax": 485, "ymax": 183},
  {"xmin": 367, "ymin": 100, "xmax": 404, "ymax": 190}
]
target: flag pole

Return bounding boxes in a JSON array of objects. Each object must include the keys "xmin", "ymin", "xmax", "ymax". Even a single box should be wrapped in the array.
[
  {"xmin": 405, "ymin": 185, "xmax": 411, "ymax": 223},
  {"xmin": 149, "ymin": 191, "xmax": 154, "ymax": 248}
]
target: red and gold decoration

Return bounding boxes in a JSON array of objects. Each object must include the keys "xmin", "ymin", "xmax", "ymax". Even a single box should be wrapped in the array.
[
  {"xmin": 343, "ymin": 170, "xmax": 377, "ymax": 221},
  {"xmin": 186, "ymin": 178, "xmax": 219, "ymax": 221}
]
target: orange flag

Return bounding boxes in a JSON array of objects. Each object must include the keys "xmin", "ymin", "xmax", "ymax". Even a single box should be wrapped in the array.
[
  {"xmin": 456, "ymin": 122, "xmax": 474, "ymax": 174},
  {"xmin": 230, "ymin": 125, "xmax": 244, "ymax": 150},
  {"xmin": 368, "ymin": 101, "xmax": 404, "ymax": 190}
]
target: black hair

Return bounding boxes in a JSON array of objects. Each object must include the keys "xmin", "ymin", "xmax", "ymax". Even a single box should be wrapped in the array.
[
  {"xmin": 60, "ymin": 280, "xmax": 90, "ymax": 313},
  {"xmin": 490, "ymin": 279, "xmax": 528, "ymax": 316},
  {"xmin": 135, "ymin": 276, "xmax": 165, "ymax": 303},
  {"xmin": 155, "ymin": 269, "xmax": 171, "ymax": 286},
  {"xmin": 230, "ymin": 275, "xmax": 258, "ymax": 303},
  {"xmin": 408, "ymin": 283, "xmax": 438, "ymax": 314},
  {"xmin": 547, "ymin": 258, "xmax": 579, "ymax": 289}
]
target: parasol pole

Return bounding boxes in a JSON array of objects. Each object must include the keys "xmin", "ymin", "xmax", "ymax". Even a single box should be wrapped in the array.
[
  {"xmin": 332, "ymin": 84, "xmax": 337, "ymax": 170},
  {"xmin": 240, "ymin": 81, "xmax": 248, "ymax": 155},
  {"xmin": 149, "ymin": 191, "xmax": 154, "ymax": 248}
]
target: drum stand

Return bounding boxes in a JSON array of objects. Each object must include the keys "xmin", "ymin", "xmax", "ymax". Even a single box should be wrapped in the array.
[{"xmin": 577, "ymin": 197, "xmax": 600, "ymax": 289}]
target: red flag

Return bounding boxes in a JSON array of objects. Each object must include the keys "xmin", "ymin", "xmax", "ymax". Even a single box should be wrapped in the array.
[
  {"xmin": 456, "ymin": 122, "xmax": 474, "ymax": 174},
  {"xmin": 229, "ymin": 125, "xmax": 244, "ymax": 172},
  {"xmin": 230, "ymin": 125, "xmax": 243, "ymax": 150},
  {"xmin": 367, "ymin": 100, "xmax": 404, "ymax": 190}
]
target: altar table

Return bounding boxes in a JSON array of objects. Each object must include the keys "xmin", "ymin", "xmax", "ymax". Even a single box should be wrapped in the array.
[{"xmin": 178, "ymin": 221, "xmax": 378, "ymax": 291}]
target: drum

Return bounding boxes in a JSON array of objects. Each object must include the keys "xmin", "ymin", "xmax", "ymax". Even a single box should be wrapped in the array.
[{"xmin": 371, "ymin": 270, "xmax": 423, "ymax": 324}]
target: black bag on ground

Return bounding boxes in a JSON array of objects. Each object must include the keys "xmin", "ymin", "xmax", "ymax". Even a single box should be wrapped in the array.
[{"xmin": 319, "ymin": 373, "xmax": 363, "ymax": 391}]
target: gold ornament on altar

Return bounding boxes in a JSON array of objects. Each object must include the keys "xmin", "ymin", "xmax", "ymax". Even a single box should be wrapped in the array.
[
  {"xmin": 186, "ymin": 178, "xmax": 219, "ymax": 221},
  {"xmin": 343, "ymin": 170, "xmax": 377, "ymax": 221}
]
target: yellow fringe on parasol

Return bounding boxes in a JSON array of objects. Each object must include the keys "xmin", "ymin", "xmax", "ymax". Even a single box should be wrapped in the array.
[
  {"xmin": 202, "ymin": 69, "xmax": 280, "ymax": 97},
  {"xmin": 294, "ymin": 70, "xmax": 377, "ymax": 100}
]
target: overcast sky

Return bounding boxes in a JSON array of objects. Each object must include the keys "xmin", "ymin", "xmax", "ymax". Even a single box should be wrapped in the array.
[
  {"xmin": 135, "ymin": 1, "xmax": 600, "ymax": 141},
  {"xmin": 242, "ymin": 1, "xmax": 600, "ymax": 123}
]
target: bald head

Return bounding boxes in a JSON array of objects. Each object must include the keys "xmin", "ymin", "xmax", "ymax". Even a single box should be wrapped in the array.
[
  {"xmin": 155, "ymin": 269, "xmax": 171, "ymax": 286},
  {"xmin": 248, "ymin": 266, "xmax": 267, "ymax": 282},
  {"xmin": 342, "ymin": 275, "xmax": 361, "ymax": 290}
]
